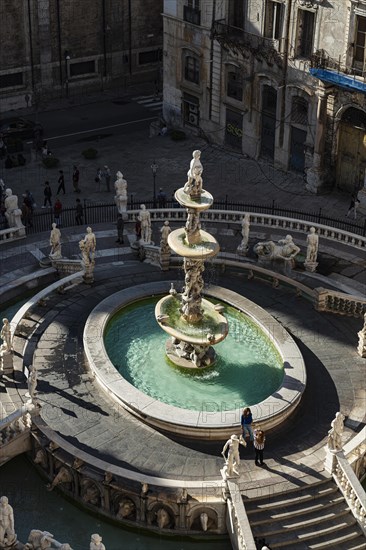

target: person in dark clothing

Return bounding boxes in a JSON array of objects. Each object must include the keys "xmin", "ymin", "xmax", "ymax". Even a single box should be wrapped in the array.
[
  {"xmin": 72, "ymin": 165, "xmax": 80, "ymax": 193},
  {"xmin": 116, "ymin": 214, "xmax": 124, "ymax": 244},
  {"xmin": 54, "ymin": 197, "xmax": 62, "ymax": 226},
  {"xmin": 157, "ymin": 188, "xmax": 167, "ymax": 208},
  {"xmin": 75, "ymin": 198, "xmax": 83, "ymax": 225},
  {"xmin": 57, "ymin": 170, "xmax": 65, "ymax": 194},
  {"xmin": 43, "ymin": 181, "xmax": 52, "ymax": 207}
]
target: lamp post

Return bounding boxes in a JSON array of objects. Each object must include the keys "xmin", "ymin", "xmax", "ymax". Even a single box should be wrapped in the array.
[
  {"xmin": 64, "ymin": 50, "xmax": 71, "ymax": 97},
  {"xmin": 151, "ymin": 160, "xmax": 158, "ymax": 207}
]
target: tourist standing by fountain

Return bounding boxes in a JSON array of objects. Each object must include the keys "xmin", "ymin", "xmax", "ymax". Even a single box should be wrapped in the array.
[
  {"xmin": 241, "ymin": 407, "xmax": 254, "ymax": 443},
  {"xmin": 254, "ymin": 429, "xmax": 266, "ymax": 466}
]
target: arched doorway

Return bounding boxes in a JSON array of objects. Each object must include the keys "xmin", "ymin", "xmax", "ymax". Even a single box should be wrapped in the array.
[{"xmin": 336, "ymin": 107, "xmax": 366, "ymax": 192}]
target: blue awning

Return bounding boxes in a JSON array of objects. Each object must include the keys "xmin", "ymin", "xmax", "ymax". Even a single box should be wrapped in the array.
[{"xmin": 309, "ymin": 68, "xmax": 366, "ymax": 94}]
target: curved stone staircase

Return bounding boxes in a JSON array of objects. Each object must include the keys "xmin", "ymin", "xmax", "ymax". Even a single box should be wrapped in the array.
[{"xmin": 246, "ymin": 478, "xmax": 366, "ymax": 549}]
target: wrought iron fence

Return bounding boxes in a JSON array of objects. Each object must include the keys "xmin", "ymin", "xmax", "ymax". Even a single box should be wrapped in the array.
[{"xmin": 24, "ymin": 198, "xmax": 366, "ymax": 237}]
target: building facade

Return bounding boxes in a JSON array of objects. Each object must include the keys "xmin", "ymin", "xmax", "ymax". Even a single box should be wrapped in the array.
[
  {"xmin": 0, "ymin": 0, "xmax": 163, "ymax": 113},
  {"xmin": 163, "ymin": 0, "xmax": 366, "ymax": 195}
]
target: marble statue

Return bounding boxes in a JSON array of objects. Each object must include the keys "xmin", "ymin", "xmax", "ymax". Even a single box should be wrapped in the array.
[
  {"xmin": 200, "ymin": 512, "xmax": 209, "ymax": 532},
  {"xmin": 4, "ymin": 188, "xmax": 24, "ymax": 231},
  {"xmin": 83, "ymin": 227, "xmax": 96, "ymax": 261},
  {"xmin": 138, "ymin": 204, "xmax": 152, "ymax": 244},
  {"xmin": 357, "ymin": 313, "xmax": 366, "ymax": 358},
  {"xmin": 80, "ymin": 227, "xmax": 96, "ymax": 283},
  {"xmin": 327, "ymin": 412, "xmax": 345, "ymax": 451},
  {"xmin": 180, "ymin": 258, "xmax": 205, "ymax": 323},
  {"xmin": 90, "ymin": 533, "xmax": 106, "ymax": 550},
  {"xmin": 254, "ymin": 235, "xmax": 300, "ymax": 262},
  {"xmin": 116, "ymin": 498, "xmax": 136, "ymax": 519},
  {"xmin": 156, "ymin": 508, "xmax": 170, "ymax": 529},
  {"xmin": 183, "ymin": 150, "xmax": 203, "ymax": 198},
  {"xmin": 26, "ymin": 530, "xmax": 54, "ymax": 549},
  {"xmin": 0, "ymin": 319, "xmax": 12, "ymax": 352},
  {"xmin": 221, "ymin": 434, "xmax": 246, "ymax": 478},
  {"xmin": 0, "ymin": 496, "xmax": 16, "ymax": 547},
  {"xmin": 304, "ymin": 226, "xmax": 319, "ymax": 272},
  {"xmin": 26, "ymin": 365, "xmax": 37, "ymax": 403},
  {"xmin": 114, "ymin": 171, "xmax": 128, "ymax": 214},
  {"xmin": 237, "ymin": 213, "xmax": 250, "ymax": 256},
  {"xmin": 160, "ymin": 220, "xmax": 171, "ymax": 253},
  {"xmin": 49, "ymin": 223, "xmax": 62, "ymax": 259},
  {"xmin": 185, "ymin": 208, "xmax": 201, "ymax": 245}
]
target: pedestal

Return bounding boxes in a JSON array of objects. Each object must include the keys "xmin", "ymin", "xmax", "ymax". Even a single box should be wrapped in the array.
[
  {"xmin": 304, "ymin": 260, "xmax": 318, "ymax": 273},
  {"xmin": 324, "ymin": 447, "xmax": 339, "ymax": 474},
  {"xmin": 0, "ymin": 350, "xmax": 14, "ymax": 375},
  {"xmin": 83, "ymin": 262, "xmax": 95, "ymax": 284},
  {"xmin": 159, "ymin": 251, "xmax": 171, "ymax": 271},
  {"xmin": 236, "ymin": 244, "xmax": 248, "ymax": 257}
]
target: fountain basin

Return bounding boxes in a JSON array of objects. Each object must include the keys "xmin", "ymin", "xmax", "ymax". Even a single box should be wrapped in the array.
[
  {"xmin": 155, "ymin": 295, "xmax": 228, "ymax": 345},
  {"xmin": 83, "ymin": 282, "xmax": 306, "ymax": 440},
  {"xmin": 168, "ymin": 229, "xmax": 220, "ymax": 259}
]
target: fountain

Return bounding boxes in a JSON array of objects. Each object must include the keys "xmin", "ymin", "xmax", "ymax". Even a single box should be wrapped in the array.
[{"xmin": 155, "ymin": 150, "xmax": 228, "ymax": 369}]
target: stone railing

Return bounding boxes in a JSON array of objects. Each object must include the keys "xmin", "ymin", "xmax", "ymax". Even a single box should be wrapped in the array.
[
  {"xmin": 126, "ymin": 209, "xmax": 366, "ymax": 251},
  {"xmin": 314, "ymin": 288, "xmax": 366, "ymax": 318},
  {"xmin": 0, "ymin": 403, "xmax": 34, "ymax": 465},
  {"xmin": 226, "ymin": 480, "xmax": 257, "ymax": 550},
  {"xmin": 343, "ymin": 427, "xmax": 366, "ymax": 483},
  {"xmin": 333, "ymin": 453, "xmax": 366, "ymax": 534},
  {"xmin": 0, "ymin": 226, "xmax": 26, "ymax": 244}
]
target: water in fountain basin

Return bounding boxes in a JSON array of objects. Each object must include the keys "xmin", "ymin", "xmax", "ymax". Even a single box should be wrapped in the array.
[{"xmin": 104, "ymin": 298, "xmax": 284, "ymax": 411}]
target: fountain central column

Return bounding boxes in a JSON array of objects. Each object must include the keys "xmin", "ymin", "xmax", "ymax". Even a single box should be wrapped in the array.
[{"xmin": 155, "ymin": 151, "xmax": 228, "ymax": 369}]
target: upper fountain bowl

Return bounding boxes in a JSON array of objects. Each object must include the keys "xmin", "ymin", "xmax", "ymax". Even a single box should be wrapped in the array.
[{"xmin": 175, "ymin": 188, "xmax": 213, "ymax": 211}]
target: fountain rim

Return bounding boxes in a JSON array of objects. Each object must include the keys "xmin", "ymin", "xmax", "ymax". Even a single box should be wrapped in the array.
[{"xmin": 83, "ymin": 282, "xmax": 306, "ymax": 439}]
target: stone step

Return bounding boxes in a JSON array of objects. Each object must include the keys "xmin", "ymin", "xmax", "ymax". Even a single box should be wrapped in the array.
[
  {"xmin": 260, "ymin": 516, "xmax": 359, "ymax": 548},
  {"xmin": 272, "ymin": 528, "xmax": 366, "ymax": 549},
  {"xmin": 252, "ymin": 504, "xmax": 351, "ymax": 537},
  {"xmin": 248, "ymin": 495, "xmax": 345, "ymax": 525},
  {"xmin": 245, "ymin": 480, "xmax": 337, "ymax": 512}
]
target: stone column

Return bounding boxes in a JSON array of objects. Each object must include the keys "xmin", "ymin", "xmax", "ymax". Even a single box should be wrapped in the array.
[
  {"xmin": 37, "ymin": 0, "xmax": 54, "ymax": 92},
  {"xmin": 306, "ymin": 88, "xmax": 328, "ymax": 194}
]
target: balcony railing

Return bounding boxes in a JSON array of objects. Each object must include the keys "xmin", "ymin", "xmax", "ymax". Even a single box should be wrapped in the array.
[
  {"xmin": 212, "ymin": 19, "xmax": 282, "ymax": 67},
  {"xmin": 183, "ymin": 5, "xmax": 201, "ymax": 26},
  {"xmin": 310, "ymin": 49, "xmax": 366, "ymax": 78}
]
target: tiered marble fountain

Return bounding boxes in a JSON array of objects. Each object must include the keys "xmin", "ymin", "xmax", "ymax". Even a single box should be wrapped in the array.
[{"xmin": 155, "ymin": 150, "xmax": 228, "ymax": 369}]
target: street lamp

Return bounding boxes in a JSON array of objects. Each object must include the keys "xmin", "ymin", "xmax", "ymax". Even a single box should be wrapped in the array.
[
  {"xmin": 151, "ymin": 160, "xmax": 159, "ymax": 206},
  {"xmin": 64, "ymin": 50, "xmax": 71, "ymax": 97}
]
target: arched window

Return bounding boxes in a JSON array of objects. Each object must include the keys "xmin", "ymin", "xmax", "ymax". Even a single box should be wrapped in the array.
[{"xmin": 184, "ymin": 55, "xmax": 200, "ymax": 84}]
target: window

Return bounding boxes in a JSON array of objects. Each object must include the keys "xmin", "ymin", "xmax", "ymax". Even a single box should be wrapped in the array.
[
  {"xmin": 0, "ymin": 72, "xmax": 23, "ymax": 89},
  {"xmin": 228, "ymin": 0, "xmax": 244, "ymax": 29},
  {"xmin": 296, "ymin": 9, "xmax": 315, "ymax": 58},
  {"xmin": 184, "ymin": 56, "xmax": 200, "ymax": 84},
  {"xmin": 291, "ymin": 97, "xmax": 308, "ymax": 126},
  {"xmin": 353, "ymin": 16, "xmax": 366, "ymax": 71},
  {"xmin": 139, "ymin": 50, "xmax": 162, "ymax": 65},
  {"xmin": 264, "ymin": 1, "xmax": 284, "ymax": 40},
  {"xmin": 227, "ymin": 69, "xmax": 243, "ymax": 101},
  {"xmin": 69, "ymin": 60, "xmax": 95, "ymax": 77},
  {"xmin": 184, "ymin": 0, "xmax": 200, "ymax": 25}
]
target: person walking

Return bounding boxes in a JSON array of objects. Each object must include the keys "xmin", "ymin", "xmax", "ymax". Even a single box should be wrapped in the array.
[
  {"xmin": 54, "ymin": 197, "xmax": 62, "ymax": 226},
  {"xmin": 116, "ymin": 214, "xmax": 124, "ymax": 244},
  {"xmin": 241, "ymin": 407, "xmax": 254, "ymax": 443},
  {"xmin": 75, "ymin": 198, "xmax": 83, "ymax": 225},
  {"xmin": 72, "ymin": 165, "xmax": 80, "ymax": 193},
  {"xmin": 157, "ymin": 187, "xmax": 167, "ymax": 208},
  {"xmin": 254, "ymin": 428, "xmax": 266, "ymax": 466},
  {"xmin": 56, "ymin": 170, "xmax": 66, "ymax": 195},
  {"xmin": 43, "ymin": 181, "xmax": 52, "ymax": 208},
  {"xmin": 95, "ymin": 168, "xmax": 102, "ymax": 192},
  {"xmin": 103, "ymin": 165, "xmax": 111, "ymax": 192},
  {"xmin": 346, "ymin": 193, "xmax": 360, "ymax": 220}
]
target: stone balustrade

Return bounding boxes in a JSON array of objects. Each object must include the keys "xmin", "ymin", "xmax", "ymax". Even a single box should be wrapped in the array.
[
  {"xmin": 0, "ymin": 226, "xmax": 26, "ymax": 244},
  {"xmin": 226, "ymin": 480, "xmax": 257, "ymax": 550},
  {"xmin": 333, "ymin": 454, "xmax": 366, "ymax": 533},
  {"xmin": 314, "ymin": 288, "xmax": 366, "ymax": 318},
  {"xmin": 343, "ymin": 427, "xmax": 366, "ymax": 483},
  {"xmin": 0, "ymin": 403, "xmax": 34, "ymax": 464}
]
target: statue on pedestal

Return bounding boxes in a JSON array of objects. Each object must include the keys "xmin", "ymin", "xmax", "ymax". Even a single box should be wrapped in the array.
[
  {"xmin": 114, "ymin": 171, "xmax": 128, "ymax": 215},
  {"xmin": 90, "ymin": 534, "xmax": 106, "ymax": 550},
  {"xmin": 183, "ymin": 150, "xmax": 203, "ymax": 198},
  {"xmin": 26, "ymin": 365, "xmax": 38, "ymax": 403},
  {"xmin": 138, "ymin": 205, "xmax": 152, "ymax": 244},
  {"xmin": 0, "ymin": 319, "xmax": 12, "ymax": 352},
  {"xmin": 221, "ymin": 434, "xmax": 246, "ymax": 478},
  {"xmin": 304, "ymin": 227, "xmax": 319, "ymax": 272},
  {"xmin": 237, "ymin": 213, "xmax": 250, "ymax": 256},
  {"xmin": 357, "ymin": 313, "xmax": 366, "ymax": 358},
  {"xmin": 49, "ymin": 223, "xmax": 62, "ymax": 259},
  {"xmin": 0, "ymin": 496, "xmax": 16, "ymax": 548},
  {"xmin": 4, "ymin": 188, "xmax": 24, "ymax": 232},
  {"xmin": 80, "ymin": 227, "xmax": 96, "ymax": 283},
  {"xmin": 254, "ymin": 235, "xmax": 300, "ymax": 272},
  {"xmin": 159, "ymin": 220, "xmax": 171, "ymax": 254},
  {"xmin": 327, "ymin": 412, "xmax": 345, "ymax": 452}
]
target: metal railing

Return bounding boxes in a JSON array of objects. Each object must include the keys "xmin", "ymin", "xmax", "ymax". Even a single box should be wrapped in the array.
[
  {"xmin": 310, "ymin": 49, "xmax": 366, "ymax": 79},
  {"xmin": 23, "ymin": 198, "xmax": 366, "ymax": 238}
]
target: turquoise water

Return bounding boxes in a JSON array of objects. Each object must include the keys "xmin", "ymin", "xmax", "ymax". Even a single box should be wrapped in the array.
[{"xmin": 104, "ymin": 298, "xmax": 284, "ymax": 410}]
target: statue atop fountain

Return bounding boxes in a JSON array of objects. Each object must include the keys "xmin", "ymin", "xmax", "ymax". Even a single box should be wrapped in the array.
[
  {"xmin": 138, "ymin": 204, "xmax": 152, "ymax": 244},
  {"xmin": 155, "ymin": 151, "xmax": 228, "ymax": 369},
  {"xmin": 237, "ymin": 213, "xmax": 250, "ymax": 256}
]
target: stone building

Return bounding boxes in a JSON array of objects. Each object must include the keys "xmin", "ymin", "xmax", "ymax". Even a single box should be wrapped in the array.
[
  {"xmin": 163, "ymin": 0, "xmax": 366, "ymax": 195},
  {"xmin": 0, "ymin": 0, "xmax": 163, "ymax": 112}
]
